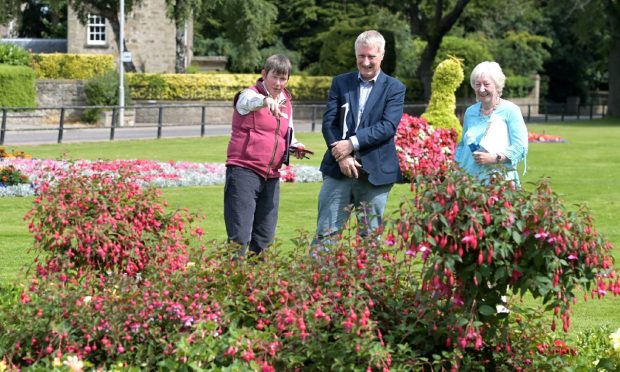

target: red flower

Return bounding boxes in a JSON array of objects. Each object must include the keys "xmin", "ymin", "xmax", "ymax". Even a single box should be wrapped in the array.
[{"xmin": 395, "ymin": 114, "xmax": 458, "ymax": 180}]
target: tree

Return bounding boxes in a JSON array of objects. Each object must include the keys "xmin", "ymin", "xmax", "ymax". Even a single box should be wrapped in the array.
[
  {"xmin": 546, "ymin": 0, "xmax": 619, "ymax": 116},
  {"xmin": 194, "ymin": 0, "xmax": 277, "ymax": 72},
  {"xmin": 18, "ymin": 0, "xmax": 66, "ymax": 38},
  {"xmin": 165, "ymin": 0, "xmax": 203, "ymax": 73},
  {"xmin": 401, "ymin": 0, "xmax": 471, "ymax": 101},
  {"xmin": 0, "ymin": 0, "xmax": 21, "ymax": 26},
  {"xmin": 49, "ymin": 0, "xmax": 144, "ymax": 72}
]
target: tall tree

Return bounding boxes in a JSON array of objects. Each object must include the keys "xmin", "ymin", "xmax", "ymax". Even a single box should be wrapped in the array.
[
  {"xmin": 401, "ymin": 0, "xmax": 471, "ymax": 101},
  {"xmin": 195, "ymin": 0, "xmax": 277, "ymax": 72},
  {"xmin": 165, "ymin": 0, "xmax": 203, "ymax": 73},
  {"xmin": 19, "ymin": 0, "xmax": 66, "ymax": 38},
  {"xmin": 548, "ymin": 0, "xmax": 620, "ymax": 117},
  {"xmin": 0, "ymin": 0, "xmax": 22, "ymax": 31},
  {"xmin": 49, "ymin": 0, "xmax": 144, "ymax": 72}
]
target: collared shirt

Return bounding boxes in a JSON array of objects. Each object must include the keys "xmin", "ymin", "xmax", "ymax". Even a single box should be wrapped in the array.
[{"xmin": 350, "ymin": 72, "xmax": 379, "ymax": 151}]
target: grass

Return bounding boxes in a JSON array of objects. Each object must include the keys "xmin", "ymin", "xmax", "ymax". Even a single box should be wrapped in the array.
[{"xmin": 1, "ymin": 117, "xmax": 619, "ymax": 337}]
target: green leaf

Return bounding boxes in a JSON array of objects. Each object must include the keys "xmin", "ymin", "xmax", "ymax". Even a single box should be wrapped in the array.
[
  {"xmin": 512, "ymin": 231, "xmax": 522, "ymax": 244},
  {"xmin": 479, "ymin": 304, "xmax": 496, "ymax": 316}
]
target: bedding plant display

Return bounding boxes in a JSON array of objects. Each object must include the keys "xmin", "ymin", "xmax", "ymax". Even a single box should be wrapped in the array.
[{"xmin": 0, "ymin": 160, "xmax": 617, "ymax": 370}]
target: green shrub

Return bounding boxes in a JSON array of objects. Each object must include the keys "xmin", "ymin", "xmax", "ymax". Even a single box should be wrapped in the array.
[
  {"xmin": 83, "ymin": 69, "xmax": 132, "ymax": 123},
  {"xmin": 0, "ymin": 65, "xmax": 36, "ymax": 108},
  {"xmin": 30, "ymin": 53, "xmax": 115, "ymax": 80},
  {"xmin": 421, "ymin": 57, "xmax": 464, "ymax": 138},
  {"xmin": 0, "ymin": 43, "xmax": 30, "ymax": 66},
  {"xmin": 435, "ymin": 36, "xmax": 494, "ymax": 98},
  {"xmin": 127, "ymin": 73, "xmax": 332, "ymax": 101},
  {"xmin": 504, "ymin": 75, "xmax": 536, "ymax": 98},
  {"xmin": 489, "ymin": 31, "xmax": 552, "ymax": 76}
]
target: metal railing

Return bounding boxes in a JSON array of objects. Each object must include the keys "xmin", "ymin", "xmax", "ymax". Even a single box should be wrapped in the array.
[{"xmin": 0, "ymin": 101, "xmax": 608, "ymax": 145}]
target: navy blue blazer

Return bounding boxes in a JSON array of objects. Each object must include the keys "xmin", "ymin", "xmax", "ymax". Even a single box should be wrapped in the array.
[{"xmin": 319, "ymin": 70, "xmax": 406, "ymax": 185}]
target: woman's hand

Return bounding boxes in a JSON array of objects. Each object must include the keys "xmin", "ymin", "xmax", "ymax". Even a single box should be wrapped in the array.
[{"xmin": 473, "ymin": 151, "xmax": 502, "ymax": 165}]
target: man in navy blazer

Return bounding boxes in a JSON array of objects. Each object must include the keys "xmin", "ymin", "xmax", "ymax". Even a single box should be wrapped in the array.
[{"xmin": 314, "ymin": 30, "xmax": 406, "ymax": 244}]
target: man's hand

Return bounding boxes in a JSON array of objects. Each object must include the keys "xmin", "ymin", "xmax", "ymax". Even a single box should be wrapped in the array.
[
  {"xmin": 338, "ymin": 156, "xmax": 361, "ymax": 178},
  {"xmin": 330, "ymin": 139, "xmax": 354, "ymax": 161}
]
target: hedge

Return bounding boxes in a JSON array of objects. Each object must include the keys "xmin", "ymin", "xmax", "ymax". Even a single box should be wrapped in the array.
[
  {"xmin": 127, "ymin": 73, "xmax": 333, "ymax": 102},
  {"xmin": 0, "ymin": 64, "xmax": 36, "ymax": 108},
  {"xmin": 29, "ymin": 53, "xmax": 115, "ymax": 80}
]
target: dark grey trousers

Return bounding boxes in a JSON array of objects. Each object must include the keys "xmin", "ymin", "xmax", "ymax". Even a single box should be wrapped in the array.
[{"xmin": 224, "ymin": 166, "xmax": 280, "ymax": 254}]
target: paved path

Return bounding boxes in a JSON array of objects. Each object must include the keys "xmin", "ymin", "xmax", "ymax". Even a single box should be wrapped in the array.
[
  {"xmin": 0, "ymin": 113, "xmax": 604, "ymax": 146},
  {"xmin": 1, "ymin": 121, "xmax": 323, "ymax": 146}
]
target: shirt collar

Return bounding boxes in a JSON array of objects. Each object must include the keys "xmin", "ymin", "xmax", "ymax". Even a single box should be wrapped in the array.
[{"xmin": 358, "ymin": 70, "xmax": 380, "ymax": 84}]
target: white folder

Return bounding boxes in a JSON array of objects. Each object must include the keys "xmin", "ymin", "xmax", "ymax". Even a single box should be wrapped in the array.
[{"xmin": 479, "ymin": 114, "xmax": 509, "ymax": 154}]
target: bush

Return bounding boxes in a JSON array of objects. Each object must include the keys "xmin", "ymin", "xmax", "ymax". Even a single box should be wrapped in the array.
[
  {"xmin": 489, "ymin": 31, "xmax": 552, "ymax": 77},
  {"xmin": 29, "ymin": 53, "xmax": 115, "ymax": 80},
  {"xmin": 0, "ymin": 64, "xmax": 36, "ymax": 108},
  {"xmin": 0, "ymin": 43, "xmax": 30, "ymax": 66},
  {"xmin": 386, "ymin": 167, "xmax": 619, "ymax": 368},
  {"xmin": 421, "ymin": 58, "xmax": 465, "ymax": 138},
  {"xmin": 83, "ymin": 69, "xmax": 132, "ymax": 123},
  {"xmin": 504, "ymin": 75, "xmax": 536, "ymax": 98},
  {"xmin": 127, "ymin": 73, "xmax": 332, "ymax": 102},
  {"xmin": 1, "ymin": 159, "xmax": 618, "ymax": 370}
]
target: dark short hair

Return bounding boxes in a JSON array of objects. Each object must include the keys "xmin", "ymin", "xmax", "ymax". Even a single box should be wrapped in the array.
[{"xmin": 263, "ymin": 54, "xmax": 291, "ymax": 77}]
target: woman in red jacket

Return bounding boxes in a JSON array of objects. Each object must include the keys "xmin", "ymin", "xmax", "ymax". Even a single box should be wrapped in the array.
[{"xmin": 225, "ymin": 54, "xmax": 308, "ymax": 257}]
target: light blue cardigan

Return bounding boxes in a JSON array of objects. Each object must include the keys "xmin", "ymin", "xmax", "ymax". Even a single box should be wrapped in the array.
[{"xmin": 454, "ymin": 100, "xmax": 528, "ymax": 185}]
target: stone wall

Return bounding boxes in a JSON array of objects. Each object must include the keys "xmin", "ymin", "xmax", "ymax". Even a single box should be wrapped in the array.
[
  {"xmin": 36, "ymin": 80, "xmax": 87, "ymax": 122},
  {"xmin": 67, "ymin": 0, "xmax": 192, "ymax": 73}
]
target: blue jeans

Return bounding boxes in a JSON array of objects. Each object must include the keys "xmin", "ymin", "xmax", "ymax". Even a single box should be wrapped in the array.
[{"xmin": 315, "ymin": 175, "xmax": 393, "ymax": 241}]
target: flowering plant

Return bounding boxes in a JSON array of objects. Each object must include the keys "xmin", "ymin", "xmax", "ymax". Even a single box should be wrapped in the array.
[
  {"xmin": 528, "ymin": 131, "xmax": 567, "ymax": 143},
  {"xmin": 0, "ymin": 147, "xmax": 32, "ymax": 159},
  {"xmin": 0, "ymin": 165, "xmax": 29, "ymax": 187},
  {"xmin": 386, "ymin": 167, "xmax": 618, "ymax": 368},
  {"xmin": 395, "ymin": 114, "xmax": 458, "ymax": 181}
]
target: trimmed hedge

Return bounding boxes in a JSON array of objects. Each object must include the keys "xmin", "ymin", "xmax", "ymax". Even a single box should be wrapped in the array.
[
  {"xmin": 29, "ymin": 53, "xmax": 115, "ymax": 80},
  {"xmin": 127, "ymin": 73, "xmax": 333, "ymax": 101},
  {"xmin": 0, "ymin": 64, "xmax": 36, "ymax": 108},
  {"xmin": 421, "ymin": 58, "xmax": 464, "ymax": 138}
]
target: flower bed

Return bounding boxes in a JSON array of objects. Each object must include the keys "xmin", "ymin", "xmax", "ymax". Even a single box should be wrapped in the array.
[
  {"xmin": 1, "ymin": 164, "xmax": 618, "ymax": 370},
  {"xmin": 0, "ymin": 158, "xmax": 323, "ymax": 197},
  {"xmin": 529, "ymin": 131, "xmax": 567, "ymax": 143}
]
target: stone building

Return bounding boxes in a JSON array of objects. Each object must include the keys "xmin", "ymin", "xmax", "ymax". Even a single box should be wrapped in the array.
[{"xmin": 67, "ymin": 0, "xmax": 193, "ymax": 73}]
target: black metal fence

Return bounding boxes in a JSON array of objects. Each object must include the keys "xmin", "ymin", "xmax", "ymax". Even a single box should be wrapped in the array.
[{"xmin": 0, "ymin": 101, "xmax": 608, "ymax": 145}]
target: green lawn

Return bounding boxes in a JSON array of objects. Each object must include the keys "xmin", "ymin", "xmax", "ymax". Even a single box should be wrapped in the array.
[{"xmin": 1, "ymin": 118, "xmax": 619, "ymax": 337}]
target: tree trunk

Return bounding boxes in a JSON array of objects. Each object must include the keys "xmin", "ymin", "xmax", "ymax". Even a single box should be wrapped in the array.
[
  {"xmin": 606, "ymin": 2, "xmax": 620, "ymax": 117},
  {"xmin": 416, "ymin": 38, "xmax": 442, "ymax": 102},
  {"xmin": 175, "ymin": 24, "xmax": 186, "ymax": 73}
]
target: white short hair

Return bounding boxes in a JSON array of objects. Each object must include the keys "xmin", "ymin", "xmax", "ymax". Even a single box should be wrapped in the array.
[
  {"xmin": 354, "ymin": 30, "xmax": 385, "ymax": 55},
  {"xmin": 470, "ymin": 61, "xmax": 506, "ymax": 95}
]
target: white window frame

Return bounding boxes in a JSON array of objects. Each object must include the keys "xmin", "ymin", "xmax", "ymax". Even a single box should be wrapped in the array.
[{"xmin": 87, "ymin": 14, "xmax": 107, "ymax": 46}]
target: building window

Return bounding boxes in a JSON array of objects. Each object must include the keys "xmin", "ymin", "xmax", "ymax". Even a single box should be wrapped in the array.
[{"xmin": 87, "ymin": 14, "xmax": 106, "ymax": 46}]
